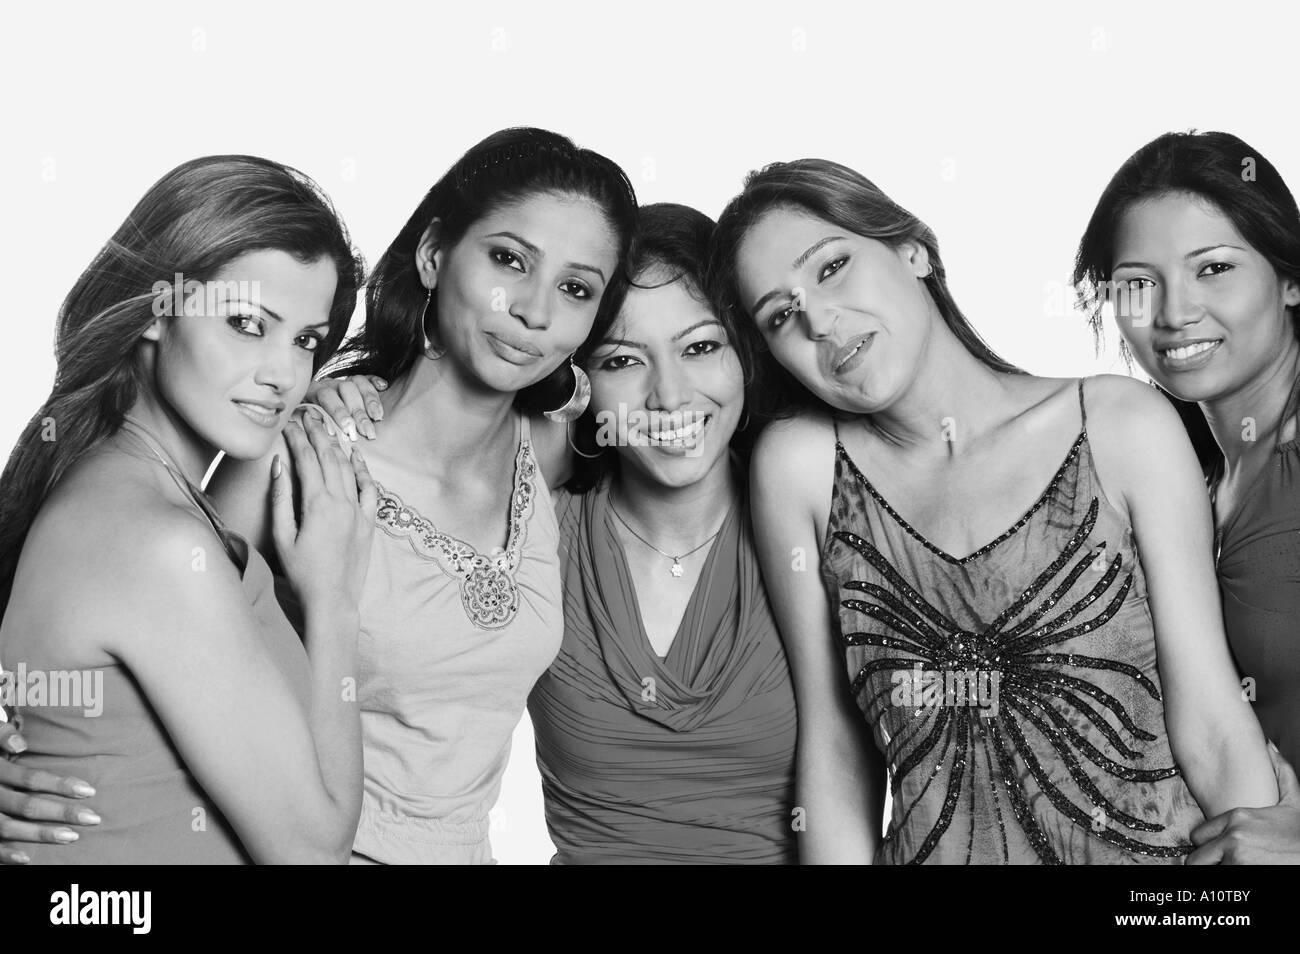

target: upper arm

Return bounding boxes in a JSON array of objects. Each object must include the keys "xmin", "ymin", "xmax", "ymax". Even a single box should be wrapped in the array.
[
  {"xmin": 100, "ymin": 514, "xmax": 340, "ymax": 863},
  {"xmin": 750, "ymin": 415, "xmax": 884, "ymax": 859},
  {"xmin": 1085, "ymin": 376, "xmax": 1261, "ymax": 743}
]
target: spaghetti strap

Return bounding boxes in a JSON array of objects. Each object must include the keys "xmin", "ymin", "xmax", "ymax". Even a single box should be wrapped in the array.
[
  {"xmin": 1077, "ymin": 378, "xmax": 1088, "ymax": 432},
  {"xmin": 519, "ymin": 412, "xmax": 531, "ymax": 444},
  {"xmin": 831, "ymin": 415, "xmax": 842, "ymax": 448}
]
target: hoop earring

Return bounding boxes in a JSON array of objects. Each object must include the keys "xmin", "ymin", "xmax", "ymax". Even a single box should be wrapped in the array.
[
  {"xmin": 543, "ymin": 356, "xmax": 591, "ymax": 423},
  {"xmin": 737, "ymin": 409, "xmax": 751, "ymax": 432},
  {"xmin": 566, "ymin": 422, "xmax": 603, "ymax": 460},
  {"xmin": 421, "ymin": 287, "xmax": 446, "ymax": 360}
]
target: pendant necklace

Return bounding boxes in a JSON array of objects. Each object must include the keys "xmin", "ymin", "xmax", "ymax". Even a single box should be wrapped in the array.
[{"xmin": 607, "ymin": 491, "xmax": 722, "ymax": 578}]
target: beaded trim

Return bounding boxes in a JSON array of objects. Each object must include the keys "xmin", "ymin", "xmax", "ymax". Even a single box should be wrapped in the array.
[
  {"xmin": 835, "ymin": 429, "xmax": 1087, "ymax": 565},
  {"xmin": 373, "ymin": 433, "xmax": 538, "ymax": 631}
]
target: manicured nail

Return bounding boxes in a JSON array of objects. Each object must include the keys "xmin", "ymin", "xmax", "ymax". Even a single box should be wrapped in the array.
[
  {"xmin": 374, "ymin": 379, "xmax": 388, "ymax": 391},
  {"xmin": 54, "ymin": 829, "xmax": 78, "ymax": 843},
  {"xmin": 8, "ymin": 851, "xmax": 29, "ymax": 864},
  {"xmin": 358, "ymin": 419, "xmax": 376, "ymax": 440},
  {"xmin": 71, "ymin": 782, "xmax": 96, "ymax": 797},
  {"xmin": 76, "ymin": 809, "xmax": 101, "ymax": 825},
  {"xmin": 4, "ymin": 734, "xmax": 27, "ymax": 754},
  {"xmin": 271, "ymin": 456, "xmax": 282, "ymax": 480},
  {"xmin": 368, "ymin": 401, "xmax": 384, "ymax": 421},
  {"xmin": 343, "ymin": 420, "xmax": 358, "ymax": 442}
]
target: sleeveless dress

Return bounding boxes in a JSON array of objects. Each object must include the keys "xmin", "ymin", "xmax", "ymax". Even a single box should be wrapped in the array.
[
  {"xmin": 528, "ymin": 476, "xmax": 798, "ymax": 864},
  {"xmin": 1213, "ymin": 377, "xmax": 1300, "ymax": 770},
  {"xmin": 2, "ymin": 417, "xmax": 313, "ymax": 864},
  {"xmin": 294, "ymin": 406, "xmax": 564, "ymax": 864},
  {"xmin": 819, "ymin": 379, "xmax": 1205, "ymax": 864}
]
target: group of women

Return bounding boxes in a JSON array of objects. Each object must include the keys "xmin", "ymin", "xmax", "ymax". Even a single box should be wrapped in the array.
[{"xmin": 0, "ymin": 126, "xmax": 1296, "ymax": 864}]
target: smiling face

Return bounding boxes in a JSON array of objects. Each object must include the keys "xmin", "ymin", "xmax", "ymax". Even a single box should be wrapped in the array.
[
  {"xmin": 422, "ymin": 191, "xmax": 621, "ymax": 395},
  {"xmin": 144, "ymin": 248, "xmax": 338, "ymax": 460},
  {"xmin": 586, "ymin": 272, "xmax": 744, "ymax": 489},
  {"xmin": 1111, "ymin": 191, "xmax": 1300, "ymax": 403},
  {"xmin": 734, "ymin": 206, "xmax": 935, "ymax": 414}
]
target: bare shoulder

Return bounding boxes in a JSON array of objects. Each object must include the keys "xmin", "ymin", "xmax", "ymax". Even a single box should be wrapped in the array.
[
  {"xmin": 750, "ymin": 410, "xmax": 843, "ymax": 537},
  {"xmin": 1081, "ymin": 374, "xmax": 1184, "ymax": 444}
]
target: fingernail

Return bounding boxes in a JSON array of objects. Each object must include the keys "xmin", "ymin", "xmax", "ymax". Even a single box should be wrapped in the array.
[
  {"xmin": 359, "ymin": 420, "xmax": 376, "ymax": 440},
  {"xmin": 368, "ymin": 402, "xmax": 384, "ymax": 421},
  {"xmin": 71, "ymin": 782, "xmax": 95, "ymax": 797},
  {"xmin": 54, "ymin": 829, "xmax": 78, "ymax": 843},
  {"xmin": 11, "ymin": 852, "xmax": 30, "ymax": 864},
  {"xmin": 324, "ymin": 421, "xmax": 337, "ymax": 437},
  {"xmin": 5, "ymin": 735, "xmax": 27, "ymax": 754},
  {"xmin": 374, "ymin": 379, "xmax": 389, "ymax": 391},
  {"xmin": 343, "ymin": 420, "xmax": 359, "ymax": 442},
  {"xmin": 271, "ymin": 456, "xmax": 282, "ymax": 480},
  {"xmin": 77, "ymin": 809, "xmax": 101, "ymax": 825}
]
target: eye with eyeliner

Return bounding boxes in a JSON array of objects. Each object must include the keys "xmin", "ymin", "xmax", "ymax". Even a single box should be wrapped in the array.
[
  {"xmin": 1198, "ymin": 261, "xmax": 1235, "ymax": 278},
  {"xmin": 819, "ymin": 254, "xmax": 849, "ymax": 281},
  {"xmin": 227, "ymin": 313, "xmax": 265, "ymax": 337},
  {"xmin": 491, "ymin": 247, "xmax": 526, "ymax": 272}
]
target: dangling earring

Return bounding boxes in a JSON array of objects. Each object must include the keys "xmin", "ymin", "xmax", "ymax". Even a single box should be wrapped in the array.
[
  {"xmin": 737, "ymin": 409, "xmax": 751, "ymax": 432},
  {"xmin": 566, "ymin": 422, "xmax": 603, "ymax": 460},
  {"xmin": 543, "ymin": 356, "xmax": 590, "ymax": 423},
  {"xmin": 421, "ymin": 287, "xmax": 445, "ymax": 360}
]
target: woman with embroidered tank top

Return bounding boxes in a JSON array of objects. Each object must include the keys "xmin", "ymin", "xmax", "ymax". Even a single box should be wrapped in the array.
[
  {"xmin": 0, "ymin": 156, "xmax": 376, "ymax": 864},
  {"xmin": 0, "ymin": 129, "xmax": 638, "ymax": 865},
  {"xmin": 1074, "ymin": 130, "xmax": 1300, "ymax": 864},
  {"xmin": 707, "ymin": 158, "xmax": 1279, "ymax": 863}
]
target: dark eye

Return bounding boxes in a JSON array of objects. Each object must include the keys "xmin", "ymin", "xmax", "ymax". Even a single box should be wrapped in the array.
[
  {"xmin": 561, "ymin": 280, "xmax": 592, "ymax": 300},
  {"xmin": 1198, "ymin": 262, "xmax": 1235, "ymax": 278},
  {"xmin": 684, "ymin": 339, "xmax": 721, "ymax": 357},
  {"xmin": 228, "ymin": 314, "xmax": 264, "ymax": 336},
  {"xmin": 770, "ymin": 305, "xmax": 795, "ymax": 331},
  {"xmin": 295, "ymin": 333, "xmax": 323, "ymax": 353},
  {"xmin": 599, "ymin": 353, "xmax": 640, "ymax": 371},
  {"xmin": 1124, "ymin": 277, "xmax": 1154, "ymax": 290},
  {"xmin": 819, "ymin": 255, "xmax": 848, "ymax": 281},
  {"xmin": 491, "ymin": 248, "xmax": 525, "ymax": 271}
]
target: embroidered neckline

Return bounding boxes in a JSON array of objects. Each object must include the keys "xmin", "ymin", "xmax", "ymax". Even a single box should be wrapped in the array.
[
  {"xmin": 835, "ymin": 429, "xmax": 1088, "ymax": 566},
  {"xmin": 372, "ymin": 429, "xmax": 538, "ymax": 630}
]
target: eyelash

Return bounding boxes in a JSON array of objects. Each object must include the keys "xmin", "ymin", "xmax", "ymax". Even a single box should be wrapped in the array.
[
  {"xmin": 767, "ymin": 255, "xmax": 850, "ymax": 330},
  {"xmin": 598, "ymin": 340, "xmax": 723, "ymax": 371},
  {"xmin": 491, "ymin": 248, "xmax": 593, "ymax": 300},
  {"xmin": 1119, "ymin": 261, "xmax": 1236, "ymax": 291},
  {"xmin": 227, "ymin": 315, "xmax": 322, "ymax": 352},
  {"xmin": 820, "ymin": 255, "xmax": 848, "ymax": 281}
]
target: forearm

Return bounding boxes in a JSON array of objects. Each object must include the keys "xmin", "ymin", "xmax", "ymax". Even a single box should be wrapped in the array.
[
  {"xmin": 795, "ymin": 724, "xmax": 883, "ymax": 864},
  {"xmin": 296, "ymin": 604, "xmax": 363, "ymax": 861}
]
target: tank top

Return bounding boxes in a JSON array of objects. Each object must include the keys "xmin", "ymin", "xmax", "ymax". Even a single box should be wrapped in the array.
[
  {"xmin": 295, "ymin": 406, "xmax": 564, "ymax": 863},
  {"xmin": 2, "ymin": 416, "xmax": 312, "ymax": 864},
  {"xmin": 819, "ymin": 379, "xmax": 1205, "ymax": 864},
  {"xmin": 1212, "ymin": 375, "xmax": 1300, "ymax": 769}
]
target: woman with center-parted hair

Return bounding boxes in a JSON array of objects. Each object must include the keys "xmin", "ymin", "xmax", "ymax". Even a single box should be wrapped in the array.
[
  {"xmin": 0, "ymin": 128, "xmax": 639, "ymax": 865},
  {"xmin": 1072, "ymin": 130, "xmax": 1300, "ymax": 864},
  {"xmin": 0, "ymin": 155, "xmax": 376, "ymax": 864},
  {"xmin": 708, "ymin": 157, "xmax": 1278, "ymax": 864}
]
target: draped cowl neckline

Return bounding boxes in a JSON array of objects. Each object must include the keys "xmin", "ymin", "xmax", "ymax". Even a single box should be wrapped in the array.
[{"xmin": 572, "ymin": 476, "xmax": 772, "ymax": 732}]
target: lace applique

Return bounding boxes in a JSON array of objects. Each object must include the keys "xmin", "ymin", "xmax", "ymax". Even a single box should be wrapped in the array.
[{"xmin": 373, "ymin": 434, "xmax": 538, "ymax": 631}]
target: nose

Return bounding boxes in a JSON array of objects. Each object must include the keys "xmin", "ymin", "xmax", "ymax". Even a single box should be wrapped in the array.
[
  {"xmin": 800, "ymin": 298, "xmax": 839, "ymax": 340},
  {"xmin": 509, "ymin": 275, "xmax": 553, "ymax": 332},
  {"xmin": 253, "ymin": 342, "xmax": 299, "ymax": 393},
  {"xmin": 1155, "ymin": 279, "xmax": 1203, "ymax": 331},
  {"xmin": 646, "ymin": 357, "xmax": 693, "ymax": 414}
]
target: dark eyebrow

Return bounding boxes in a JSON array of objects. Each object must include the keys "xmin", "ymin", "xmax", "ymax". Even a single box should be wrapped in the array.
[
  {"xmin": 484, "ymin": 231, "xmax": 606, "ymax": 283},
  {"xmin": 672, "ymin": 319, "xmax": 723, "ymax": 341},
  {"xmin": 597, "ymin": 337, "xmax": 647, "ymax": 350},
  {"xmin": 749, "ymin": 235, "xmax": 844, "ymax": 314},
  {"xmin": 1114, "ymin": 244, "xmax": 1247, "ymax": 271}
]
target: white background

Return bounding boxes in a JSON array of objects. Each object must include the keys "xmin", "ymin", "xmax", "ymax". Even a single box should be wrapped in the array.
[{"xmin": 2, "ymin": 1, "xmax": 1295, "ymax": 863}]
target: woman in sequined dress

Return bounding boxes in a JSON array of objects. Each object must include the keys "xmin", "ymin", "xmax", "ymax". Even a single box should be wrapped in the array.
[
  {"xmin": 1073, "ymin": 130, "xmax": 1300, "ymax": 864},
  {"xmin": 707, "ymin": 158, "xmax": 1279, "ymax": 863}
]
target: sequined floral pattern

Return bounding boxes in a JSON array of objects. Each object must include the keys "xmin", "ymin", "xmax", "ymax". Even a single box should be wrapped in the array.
[{"xmin": 374, "ymin": 436, "xmax": 538, "ymax": 630}]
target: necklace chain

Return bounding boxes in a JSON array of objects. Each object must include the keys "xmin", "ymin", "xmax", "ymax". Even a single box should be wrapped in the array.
[{"xmin": 607, "ymin": 490, "xmax": 723, "ymax": 578}]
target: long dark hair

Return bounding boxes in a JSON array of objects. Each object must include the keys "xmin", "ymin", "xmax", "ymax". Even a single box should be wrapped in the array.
[
  {"xmin": 329, "ymin": 127, "xmax": 639, "ymax": 414},
  {"xmin": 566, "ymin": 203, "xmax": 762, "ymax": 492},
  {"xmin": 708, "ymin": 159, "xmax": 1021, "ymax": 421},
  {"xmin": 1072, "ymin": 130, "xmax": 1300, "ymax": 471},
  {"xmin": 0, "ymin": 155, "xmax": 364, "ymax": 620}
]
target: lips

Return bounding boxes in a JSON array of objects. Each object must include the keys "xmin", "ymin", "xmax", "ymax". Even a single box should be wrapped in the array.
[
  {"xmin": 486, "ymin": 330, "xmax": 542, "ymax": 358},
  {"xmin": 232, "ymin": 399, "xmax": 284, "ymax": 427},
  {"xmin": 831, "ymin": 333, "xmax": 876, "ymax": 375}
]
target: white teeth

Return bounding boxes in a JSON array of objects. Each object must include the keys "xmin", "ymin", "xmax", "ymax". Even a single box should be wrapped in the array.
[
  {"xmin": 649, "ymin": 417, "xmax": 708, "ymax": 443},
  {"xmin": 1162, "ymin": 341, "xmax": 1218, "ymax": 360}
]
